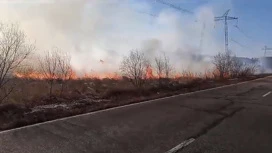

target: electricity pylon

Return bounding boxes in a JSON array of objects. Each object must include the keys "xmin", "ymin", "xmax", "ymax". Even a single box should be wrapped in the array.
[{"xmin": 215, "ymin": 9, "xmax": 238, "ymax": 52}]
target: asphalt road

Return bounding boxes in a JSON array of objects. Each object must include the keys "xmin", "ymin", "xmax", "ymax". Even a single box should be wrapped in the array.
[{"xmin": 0, "ymin": 77, "xmax": 271, "ymax": 153}]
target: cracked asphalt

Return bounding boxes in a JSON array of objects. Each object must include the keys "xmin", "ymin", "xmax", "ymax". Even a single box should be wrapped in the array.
[
  {"xmin": 0, "ymin": 77, "xmax": 271, "ymax": 153},
  {"xmin": 179, "ymin": 77, "xmax": 272, "ymax": 153}
]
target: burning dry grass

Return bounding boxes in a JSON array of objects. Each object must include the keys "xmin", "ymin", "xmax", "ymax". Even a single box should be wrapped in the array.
[
  {"xmin": 4, "ymin": 69, "xmax": 225, "ymax": 105},
  {"xmin": 14, "ymin": 69, "xmax": 121, "ymax": 80},
  {"xmin": 7, "ymin": 68, "xmax": 255, "ymax": 106},
  {"xmin": 0, "ymin": 73, "xmax": 232, "ymax": 107},
  {"xmin": 0, "ymin": 70, "xmax": 264, "ymax": 131}
]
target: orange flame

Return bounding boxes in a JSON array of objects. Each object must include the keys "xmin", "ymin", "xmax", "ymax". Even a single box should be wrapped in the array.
[
  {"xmin": 14, "ymin": 69, "xmax": 121, "ymax": 80},
  {"xmin": 14, "ymin": 66, "xmax": 214, "ymax": 80},
  {"xmin": 14, "ymin": 72, "xmax": 56, "ymax": 80},
  {"xmin": 146, "ymin": 65, "xmax": 154, "ymax": 79},
  {"xmin": 174, "ymin": 73, "xmax": 181, "ymax": 79}
]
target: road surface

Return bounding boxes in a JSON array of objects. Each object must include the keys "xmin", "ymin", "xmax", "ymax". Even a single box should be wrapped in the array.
[{"xmin": 0, "ymin": 77, "xmax": 271, "ymax": 153}]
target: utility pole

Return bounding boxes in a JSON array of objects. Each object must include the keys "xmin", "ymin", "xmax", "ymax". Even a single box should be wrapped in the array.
[
  {"xmin": 262, "ymin": 46, "xmax": 272, "ymax": 56},
  {"xmin": 215, "ymin": 9, "xmax": 238, "ymax": 52}
]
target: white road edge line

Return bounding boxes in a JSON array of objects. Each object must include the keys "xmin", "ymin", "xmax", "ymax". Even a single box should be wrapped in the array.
[
  {"xmin": 0, "ymin": 76, "xmax": 271, "ymax": 134},
  {"xmin": 165, "ymin": 138, "xmax": 195, "ymax": 153},
  {"xmin": 263, "ymin": 91, "xmax": 271, "ymax": 97}
]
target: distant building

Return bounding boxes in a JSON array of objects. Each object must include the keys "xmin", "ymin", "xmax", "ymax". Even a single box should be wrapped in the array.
[
  {"xmin": 236, "ymin": 56, "xmax": 272, "ymax": 73},
  {"xmin": 259, "ymin": 57, "xmax": 272, "ymax": 73}
]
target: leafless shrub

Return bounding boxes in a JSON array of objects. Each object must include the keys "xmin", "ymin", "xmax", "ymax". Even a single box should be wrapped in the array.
[
  {"xmin": 239, "ymin": 64, "xmax": 256, "ymax": 77},
  {"xmin": 39, "ymin": 47, "xmax": 73, "ymax": 97},
  {"xmin": 120, "ymin": 50, "xmax": 149, "ymax": 88},
  {"xmin": 213, "ymin": 52, "xmax": 232, "ymax": 79},
  {"xmin": 213, "ymin": 52, "xmax": 256, "ymax": 79},
  {"xmin": 181, "ymin": 70, "xmax": 200, "ymax": 79},
  {"xmin": 203, "ymin": 69, "xmax": 214, "ymax": 80},
  {"xmin": 154, "ymin": 56, "xmax": 164, "ymax": 84},
  {"xmin": 0, "ymin": 23, "xmax": 35, "ymax": 103},
  {"xmin": 229, "ymin": 57, "xmax": 243, "ymax": 78},
  {"xmin": 14, "ymin": 64, "xmax": 35, "ymax": 79},
  {"xmin": 163, "ymin": 53, "xmax": 173, "ymax": 78},
  {"xmin": 55, "ymin": 50, "xmax": 73, "ymax": 96},
  {"xmin": 38, "ymin": 48, "xmax": 59, "ymax": 97},
  {"xmin": 154, "ymin": 53, "xmax": 173, "ymax": 86}
]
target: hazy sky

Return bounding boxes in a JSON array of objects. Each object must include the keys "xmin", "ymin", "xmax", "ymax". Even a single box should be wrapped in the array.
[
  {"xmin": 143, "ymin": 0, "xmax": 271, "ymax": 56},
  {"xmin": 0, "ymin": 0, "xmax": 270, "ymax": 74}
]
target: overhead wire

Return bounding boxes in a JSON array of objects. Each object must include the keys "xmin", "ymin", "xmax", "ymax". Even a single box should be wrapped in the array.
[
  {"xmin": 233, "ymin": 20, "xmax": 255, "ymax": 41},
  {"xmin": 135, "ymin": 10, "xmax": 158, "ymax": 18},
  {"xmin": 154, "ymin": 0, "xmax": 208, "ymax": 52},
  {"xmin": 233, "ymin": 25, "xmax": 253, "ymax": 40},
  {"xmin": 230, "ymin": 38, "xmax": 248, "ymax": 49},
  {"xmin": 232, "ymin": 21, "xmax": 266, "ymax": 54},
  {"xmin": 155, "ymin": 0, "xmax": 194, "ymax": 15}
]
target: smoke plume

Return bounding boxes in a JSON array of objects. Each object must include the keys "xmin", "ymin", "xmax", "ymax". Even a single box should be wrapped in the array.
[{"xmin": 0, "ymin": 0, "xmax": 223, "ymax": 74}]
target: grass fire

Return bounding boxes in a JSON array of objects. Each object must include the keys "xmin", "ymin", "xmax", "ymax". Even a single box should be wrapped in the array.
[{"xmin": 0, "ymin": 0, "xmax": 266, "ymax": 132}]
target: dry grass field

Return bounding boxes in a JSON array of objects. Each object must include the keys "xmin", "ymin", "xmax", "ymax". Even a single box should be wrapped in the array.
[{"xmin": 0, "ymin": 74, "xmax": 267, "ymax": 131}]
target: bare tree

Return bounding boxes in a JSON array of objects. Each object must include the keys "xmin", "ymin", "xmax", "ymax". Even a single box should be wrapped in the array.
[
  {"xmin": 120, "ymin": 50, "xmax": 149, "ymax": 88},
  {"xmin": 240, "ymin": 63, "xmax": 256, "ymax": 77},
  {"xmin": 39, "ymin": 48, "xmax": 59, "ymax": 97},
  {"xmin": 154, "ymin": 54, "xmax": 173, "ymax": 78},
  {"xmin": 212, "ymin": 51, "xmax": 232, "ymax": 79},
  {"xmin": 154, "ymin": 56, "xmax": 164, "ymax": 84},
  {"xmin": 230, "ymin": 57, "xmax": 257, "ymax": 77},
  {"xmin": 56, "ymin": 50, "xmax": 73, "ymax": 96},
  {"xmin": 14, "ymin": 64, "xmax": 35, "ymax": 79},
  {"xmin": 154, "ymin": 53, "xmax": 174, "ymax": 85},
  {"xmin": 163, "ymin": 53, "xmax": 173, "ymax": 78},
  {"xmin": 229, "ymin": 57, "xmax": 243, "ymax": 78},
  {"xmin": 0, "ymin": 23, "xmax": 35, "ymax": 103},
  {"xmin": 214, "ymin": 52, "xmax": 256, "ymax": 79}
]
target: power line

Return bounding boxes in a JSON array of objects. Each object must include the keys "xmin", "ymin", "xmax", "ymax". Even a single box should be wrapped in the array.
[
  {"xmin": 135, "ymin": 10, "xmax": 158, "ymax": 17},
  {"xmin": 156, "ymin": 0, "xmax": 194, "ymax": 14},
  {"xmin": 233, "ymin": 25, "xmax": 254, "ymax": 41},
  {"xmin": 230, "ymin": 38, "xmax": 249, "ymax": 49},
  {"xmin": 154, "ymin": 0, "xmax": 207, "ymax": 51},
  {"xmin": 233, "ymin": 24, "xmax": 266, "ymax": 52},
  {"xmin": 231, "ymin": 38, "xmax": 266, "ymax": 56}
]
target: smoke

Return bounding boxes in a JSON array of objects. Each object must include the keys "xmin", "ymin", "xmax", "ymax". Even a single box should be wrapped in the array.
[{"xmin": 0, "ymin": 0, "xmax": 223, "ymax": 74}]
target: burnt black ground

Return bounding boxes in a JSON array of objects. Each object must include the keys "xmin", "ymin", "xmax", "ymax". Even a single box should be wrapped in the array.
[{"xmin": 0, "ymin": 77, "xmax": 271, "ymax": 153}]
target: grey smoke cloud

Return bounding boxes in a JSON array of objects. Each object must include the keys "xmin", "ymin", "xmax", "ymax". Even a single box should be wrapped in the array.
[{"xmin": 0, "ymin": 0, "xmax": 222, "ymax": 74}]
